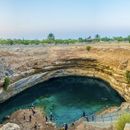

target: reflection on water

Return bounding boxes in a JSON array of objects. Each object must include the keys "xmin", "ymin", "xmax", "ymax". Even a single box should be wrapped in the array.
[{"xmin": 0, "ymin": 76, "xmax": 124, "ymax": 125}]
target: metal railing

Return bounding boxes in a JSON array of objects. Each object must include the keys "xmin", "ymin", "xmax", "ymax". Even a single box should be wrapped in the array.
[{"xmin": 86, "ymin": 108, "xmax": 130, "ymax": 123}]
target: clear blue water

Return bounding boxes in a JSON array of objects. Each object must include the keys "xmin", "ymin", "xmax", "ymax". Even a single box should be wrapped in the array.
[{"xmin": 0, "ymin": 76, "xmax": 124, "ymax": 126}]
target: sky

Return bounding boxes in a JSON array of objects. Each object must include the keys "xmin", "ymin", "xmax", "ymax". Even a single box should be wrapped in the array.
[{"xmin": 0, "ymin": 0, "xmax": 130, "ymax": 39}]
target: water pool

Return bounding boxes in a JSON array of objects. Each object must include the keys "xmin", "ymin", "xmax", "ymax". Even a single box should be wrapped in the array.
[{"xmin": 0, "ymin": 76, "xmax": 124, "ymax": 125}]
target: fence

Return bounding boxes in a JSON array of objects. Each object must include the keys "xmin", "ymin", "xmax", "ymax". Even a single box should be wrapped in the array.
[{"xmin": 86, "ymin": 108, "xmax": 130, "ymax": 123}]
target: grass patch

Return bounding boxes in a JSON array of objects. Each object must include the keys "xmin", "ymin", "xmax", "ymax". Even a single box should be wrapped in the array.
[
  {"xmin": 115, "ymin": 113, "xmax": 130, "ymax": 130},
  {"xmin": 125, "ymin": 70, "xmax": 130, "ymax": 83}
]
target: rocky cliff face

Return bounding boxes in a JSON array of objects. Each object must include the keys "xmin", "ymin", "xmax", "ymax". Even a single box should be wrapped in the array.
[{"xmin": 0, "ymin": 44, "xmax": 130, "ymax": 103}]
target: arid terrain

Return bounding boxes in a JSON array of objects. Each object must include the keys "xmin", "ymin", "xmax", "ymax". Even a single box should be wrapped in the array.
[
  {"xmin": 0, "ymin": 43, "xmax": 130, "ymax": 78},
  {"xmin": 0, "ymin": 43, "xmax": 130, "ymax": 130},
  {"xmin": 0, "ymin": 43, "xmax": 130, "ymax": 73}
]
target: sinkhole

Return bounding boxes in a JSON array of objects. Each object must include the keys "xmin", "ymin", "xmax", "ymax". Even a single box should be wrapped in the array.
[{"xmin": 0, "ymin": 76, "xmax": 124, "ymax": 125}]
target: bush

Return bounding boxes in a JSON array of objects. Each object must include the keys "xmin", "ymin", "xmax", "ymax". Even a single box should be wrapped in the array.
[
  {"xmin": 125, "ymin": 70, "xmax": 130, "ymax": 83},
  {"xmin": 3, "ymin": 77, "xmax": 10, "ymax": 91},
  {"xmin": 115, "ymin": 113, "xmax": 130, "ymax": 130},
  {"xmin": 86, "ymin": 46, "xmax": 91, "ymax": 51}
]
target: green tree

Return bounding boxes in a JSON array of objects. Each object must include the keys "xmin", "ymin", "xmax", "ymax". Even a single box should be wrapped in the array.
[
  {"xmin": 127, "ymin": 35, "xmax": 130, "ymax": 43},
  {"xmin": 113, "ymin": 36, "xmax": 124, "ymax": 42},
  {"xmin": 78, "ymin": 37, "xmax": 83, "ymax": 42},
  {"xmin": 95, "ymin": 34, "xmax": 100, "ymax": 42},
  {"xmin": 101, "ymin": 37, "xmax": 111, "ymax": 42},
  {"xmin": 6, "ymin": 39, "xmax": 14, "ymax": 45},
  {"xmin": 86, "ymin": 36, "xmax": 92, "ymax": 42},
  {"xmin": 47, "ymin": 33, "xmax": 55, "ymax": 40},
  {"xmin": 3, "ymin": 77, "xmax": 10, "ymax": 91}
]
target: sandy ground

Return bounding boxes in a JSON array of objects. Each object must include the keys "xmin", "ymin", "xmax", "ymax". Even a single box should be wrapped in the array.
[{"xmin": 0, "ymin": 43, "xmax": 130, "ymax": 74}]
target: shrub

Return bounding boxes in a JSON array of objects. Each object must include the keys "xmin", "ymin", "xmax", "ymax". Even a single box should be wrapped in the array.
[
  {"xmin": 115, "ymin": 113, "xmax": 130, "ymax": 130},
  {"xmin": 3, "ymin": 77, "xmax": 10, "ymax": 91},
  {"xmin": 125, "ymin": 70, "xmax": 130, "ymax": 83},
  {"xmin": 86, "ymin": 46, "xmax": 91, "ymax": 51}
]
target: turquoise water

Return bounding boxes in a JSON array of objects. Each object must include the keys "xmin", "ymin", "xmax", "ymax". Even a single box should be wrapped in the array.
[{"xmin": 0, "ymin": 76, "xmax": 124, "ymax": 125}]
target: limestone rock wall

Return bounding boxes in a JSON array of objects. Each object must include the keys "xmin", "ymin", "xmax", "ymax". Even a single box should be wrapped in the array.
[{"xmin": 0, "ymin": 58, "xmax": 129, "ymax": 103}]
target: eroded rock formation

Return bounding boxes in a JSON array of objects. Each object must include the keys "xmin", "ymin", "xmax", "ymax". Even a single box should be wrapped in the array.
[{"xmin": 0, "ymin": 44, "xmax": 130, "ymax": 102}]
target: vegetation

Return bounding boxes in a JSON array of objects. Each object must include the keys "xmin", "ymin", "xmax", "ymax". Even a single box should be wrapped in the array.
[
  {"xmin": 125, "ymin": 70, "xmax": 130, "ymax": 83},
  {"xmin": 47, "ymin": 33, "xmax": 55, "ymax": 41},
  {"xmin": 0, "ymin": 34, "xmax": 130, "ymax": 45},
  {"xmin": 86, "ymin": 46, "xmax": 91, "ymax": 51},
  {"xmin": 128, "ymin": 35, "xmax": 130, "ymax": 43},
  {"xmin": 3, "ymin": 77, "xmax": 10, "ymax": 91},
  {"xmin": 115, "ymin": 113, "xmax": 130, "ymax": 130},
  {"xmin": 94, "ymin": 34, "xmax": 101, "ymax": 42}
]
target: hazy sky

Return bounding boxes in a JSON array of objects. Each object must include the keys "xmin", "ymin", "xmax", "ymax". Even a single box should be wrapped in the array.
[{"xmin": 0, "ymin": 0, "xmax": 130, "ymax": 39}]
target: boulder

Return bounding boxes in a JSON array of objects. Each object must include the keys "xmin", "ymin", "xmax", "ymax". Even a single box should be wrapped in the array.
[
  {"xmin": 0, "ymin": 123, "xmax": 20, "ymax": 130},
  {"xmin": 124, "ymin": 123, "xmax": 130, "ymax": 130}
]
